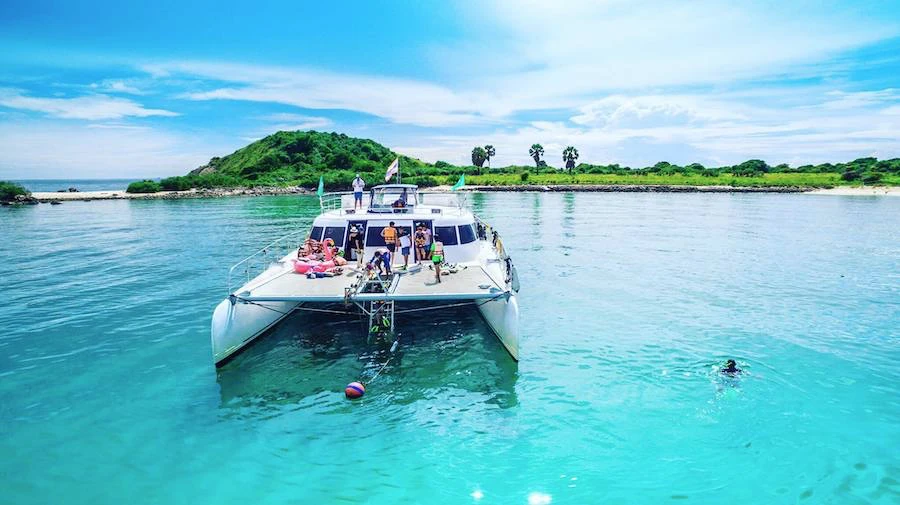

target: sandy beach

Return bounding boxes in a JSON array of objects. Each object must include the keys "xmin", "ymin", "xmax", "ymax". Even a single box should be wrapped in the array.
[
  {"xmin": 29, "ymin": 187, "xmax": 310, "ymax": 202},
  {"xmin": 806, "ymin": 186, "xmax": 899, "ymax": 196}
]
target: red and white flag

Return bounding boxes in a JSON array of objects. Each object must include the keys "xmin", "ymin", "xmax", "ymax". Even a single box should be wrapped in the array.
[{"xmin": 384, "ymin": 158, "xmax": 399, "ymax": 182}]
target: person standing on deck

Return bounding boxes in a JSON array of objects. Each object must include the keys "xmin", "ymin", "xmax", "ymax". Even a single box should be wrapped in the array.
[
  {"xmin": 430, "ymin": 234, "xmax": 444, "ymax": 283},
  {"xmin": 351, "ymin": 174, "xmax": 366, "ymax": 210},
  {"xmin": 348, "ymin": 225, "xmax": 364, "ymax": 268},
  {"xmin": 398, "ymin": 228, "xmax": 412, "ymax": 270},
  {"xmin": 422, "ymin": 223, "xmax": 433, "ymax": 255},
  {"xmin": 414, "ymin": 225, "xmax": 427, "ymax": 264},
  {"xmin": 381, "ymin": 222, "xmax": 398, "ymax": 267}
]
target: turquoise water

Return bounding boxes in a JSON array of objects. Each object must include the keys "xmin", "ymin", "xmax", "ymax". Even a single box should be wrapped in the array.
[
  {"xmin": 13, "ymin": 179, "xmax": 135, "ymax": 192},
  {"xmin": 2, "ymin": 193, "xmax": 898, "ymax": 504}
]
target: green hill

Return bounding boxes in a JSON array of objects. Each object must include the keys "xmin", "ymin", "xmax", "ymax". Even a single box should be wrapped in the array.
[{"xmin": 183, "ymin": 130, "xmax": 447, "ymax": 190}]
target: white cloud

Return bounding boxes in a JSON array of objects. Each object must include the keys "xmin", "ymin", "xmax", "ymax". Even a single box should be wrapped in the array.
[
  {"xmin": 0, "ymin": 88, "xmax": 177, "ymax": 120},
  {"xmin": 90, "ymin": 79, "xmax": 144, "ymax": 95},
  {"xmin": 819, "ymin": 89, "xmax": 900, "ymax": 110},
  {"xmin": 571, "ymin": 95, "xmax": 748, "ymax": 128},
  {"xmin": 0, "ymin": 121, "xmax": 227, "ymax": 178},
  {"xmin": 257, "ymin": 113, "xmax": 333, "ymax": 131},
  {"xmin": 394, "ymin": 89, "xmax": 900, "ymax": 168},
  {"xmin": 144, "ymin": 61, "xmax": 488, "ymax": 127}
]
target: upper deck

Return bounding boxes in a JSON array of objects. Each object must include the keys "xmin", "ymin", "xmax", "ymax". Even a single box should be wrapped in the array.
[{"xmin": 320, "ymin": 184, "xmax": 467, "ymax": 217}]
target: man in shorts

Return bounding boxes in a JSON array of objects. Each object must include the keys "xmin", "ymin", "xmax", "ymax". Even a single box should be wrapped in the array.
[
  {"xmin": 348, "ymin": 225, "xmax": 364, "ymax": 268},
  {"xmin": 351, "ymin": 174, "xmax": 365, "ymax": 210},
  {"xmin": 381, "ymin": 221, "xmax": 398, "ymax": 267},
  {"xmin": 398, "ymin": 228, "xmax": 412, "ymax": 270},
  {"xmin": 430, "ymin": 234, "xmax": 444, "ymax": 283}
]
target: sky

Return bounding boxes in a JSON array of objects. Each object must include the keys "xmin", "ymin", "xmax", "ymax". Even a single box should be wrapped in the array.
[{"xmin": 1, "ymin": 0, "xmax": 900, "ymax": 178}]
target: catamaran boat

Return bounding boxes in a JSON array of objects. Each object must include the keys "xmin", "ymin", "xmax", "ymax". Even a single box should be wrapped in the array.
[{"xmin": 211, "ymin": 184, "xmax": 520, "ymax": 366}]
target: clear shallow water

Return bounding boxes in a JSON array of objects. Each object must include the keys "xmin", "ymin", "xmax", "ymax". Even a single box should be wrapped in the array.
[
  {"xmin": 14, "ymin": 179, "xmax": 134, "ymax": 192},
  {"xmin": 1, "ymin": 193, "xmax": 898, "ymax": 505}
]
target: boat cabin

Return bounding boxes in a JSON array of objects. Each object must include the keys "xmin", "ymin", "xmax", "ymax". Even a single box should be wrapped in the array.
[{"xmin": 310, "ymin": 184, "xmax": 484, "ymax": 264}]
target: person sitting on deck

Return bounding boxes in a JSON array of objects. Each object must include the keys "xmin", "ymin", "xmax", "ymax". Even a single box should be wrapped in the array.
[
  {"xmin": 298, "ymin": 238, "xmax": 319, "ymax": 258},
  {"xmin": 720, "ymin": 359, "xmax": 742, "ymax": 377},
  {"xmin": 430, "ymin": 234, "xmax": 444, "ymax": 283}
]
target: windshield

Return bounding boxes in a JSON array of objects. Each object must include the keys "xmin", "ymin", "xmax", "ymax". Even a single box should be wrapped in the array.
[{"xmin": 370, "ymin": 187, "xmax": 417, "ymax": 208}]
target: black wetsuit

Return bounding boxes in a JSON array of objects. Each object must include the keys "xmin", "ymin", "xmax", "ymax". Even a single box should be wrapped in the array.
[{"xmin": 721, "ymin": 365, "xmax": 742, "ymax": 377}]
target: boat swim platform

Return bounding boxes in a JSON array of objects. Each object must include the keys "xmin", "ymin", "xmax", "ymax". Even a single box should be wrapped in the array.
[{"xmin": 236, "ymin": 263, "xmax": 508, "ymax": 303}]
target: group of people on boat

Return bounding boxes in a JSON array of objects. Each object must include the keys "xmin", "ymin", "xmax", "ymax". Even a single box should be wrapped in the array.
[
  {"xmin": 367, "ymin": 221, "xmax": 445, "ymax": 283},
  {"xmin": 293, "ymin": 237, "xmax": 348, "ymax": 276}
]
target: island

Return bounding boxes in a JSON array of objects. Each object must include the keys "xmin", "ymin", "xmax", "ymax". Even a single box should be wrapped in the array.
[{"xmin": 6, "ymin": 131, "xmax": 899, "ymax": 203}]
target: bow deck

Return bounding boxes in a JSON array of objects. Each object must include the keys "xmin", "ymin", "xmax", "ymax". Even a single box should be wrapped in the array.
[{"xmin": 237, "ymin": 262, "xmax": 507, "ymax": 303}]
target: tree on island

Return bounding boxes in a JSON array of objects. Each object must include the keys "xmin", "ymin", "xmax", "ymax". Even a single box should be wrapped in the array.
[
  {"xmin": 0, "ymin": 181, "xmax": 30, "ymax": 202},
  {"xmin": 732, "ymin": 159, "xmax": 770, "ymax": 177},
  {"xmin": 484, "ymin": 145, "xmax": 496, "ymax": 169},
  {"xmin": 529, "ymin": 144, "xmax": 544, "ymax": 167},
  {"xmin": 471, "ymin": 146, "xmax": 487, "ymax": 170},
  {"xmin": 563, "ymin": 146, "xmax": 579, "ymax": 172}
]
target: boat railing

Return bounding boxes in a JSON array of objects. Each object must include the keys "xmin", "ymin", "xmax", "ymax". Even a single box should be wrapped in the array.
[
  {"xmin": 319, "ymin": 192, "xmax": 355, "ymax": 212},
  {"xmin": 227, "ymin": 228, "xmax": 307, "ymax": 293},
  {"xmin": 418, "ymin": 191, "xmax": 466, "ymax": 209},
  {"xmin": 475, "ymin": 215, "xmax": 519, "ymax": 292},
  {"xmin": 320, "ymin": 190, "xmax": 468, "ymax": 213}
]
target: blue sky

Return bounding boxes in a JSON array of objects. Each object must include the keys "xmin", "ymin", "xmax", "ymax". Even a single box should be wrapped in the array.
[{"xmin": 2, "ymin": 0, "xmax": 900, "ymax": 178}]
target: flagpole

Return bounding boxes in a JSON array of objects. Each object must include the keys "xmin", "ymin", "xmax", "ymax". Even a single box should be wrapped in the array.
[{"xmin": 397, "ymin": 158, "xmax": 401, "ymax": 184}]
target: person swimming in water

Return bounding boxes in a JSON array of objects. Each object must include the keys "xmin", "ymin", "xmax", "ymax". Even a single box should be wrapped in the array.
[{"xmin": 720, "ymin": 359, "xmax": 742, "ymax": 377}]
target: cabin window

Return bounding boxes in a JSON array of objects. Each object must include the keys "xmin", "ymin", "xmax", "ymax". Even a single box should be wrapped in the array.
[
  {"xmin": 435, "ymin": 225, "xmax": 458, "ymax": 246},
  {"xmin": 323, "ymin": 226, "xmax": 346, "ymax": 244},
  {"xmin": 365, "ymin": 226, "xmax": 387, "ymax": 247},
  {"xmin": 458, "ymin": 224, "xmax": 477, "ymax": 244},
  {"xmin": 309, "ymin": 226, "xmax": 324, "ymax": 241}
]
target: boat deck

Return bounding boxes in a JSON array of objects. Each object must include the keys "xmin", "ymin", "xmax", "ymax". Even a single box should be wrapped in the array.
[{"xmin": 239, "ymin": 262, "xmax": 507, "ymax": 303}]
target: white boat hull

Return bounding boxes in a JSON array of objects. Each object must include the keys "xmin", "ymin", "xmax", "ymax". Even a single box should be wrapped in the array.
[
  {"xmin": 477, "ymin": 293, "xmax": 519, "ymax": 361},
  {"xmin": 211, "ymin": 297, "xmax": 298, "ymax": 366}
]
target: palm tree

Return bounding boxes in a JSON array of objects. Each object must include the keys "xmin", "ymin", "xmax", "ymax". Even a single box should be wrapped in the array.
[
  {"xmin": 563, "ymin": 146, "xmax": 579, "ymax": 172},
  {"xmin": 471, "ymin": 147, "xmax": 487, "ymax": 169},
  {"xmin": 529, "ymin": 144, "xmax": 544, "ymax": 167},
  {"xmin": 484, "ymin": 145, "xmax": 496, "ymax": 168}
]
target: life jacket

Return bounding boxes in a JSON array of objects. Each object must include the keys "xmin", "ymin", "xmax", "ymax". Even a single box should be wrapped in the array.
[
  {"xmin": 431, "ymin": 242, "xmax": 444, "ymax": 256},
  {"xmin": 383, "ymin": 227, "xmax": 397, "ymax": 242}
]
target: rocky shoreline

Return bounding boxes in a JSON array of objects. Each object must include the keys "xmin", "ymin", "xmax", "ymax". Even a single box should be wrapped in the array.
[{"xmin": 9, "ymin": 184, "xmax": 897, "ymax": 205}]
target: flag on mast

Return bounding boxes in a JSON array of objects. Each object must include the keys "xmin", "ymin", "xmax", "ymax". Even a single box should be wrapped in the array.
[
  {"xmin": 451, "ymin": 174, "xmax": 465, "ymax": 191},
  {"xmin": 384, "ymin": 158, "xmax": 399, "ymax": 182},
  {"xmin": 316, "ymin": 176, "xmax": 324, "ymax": 197}
]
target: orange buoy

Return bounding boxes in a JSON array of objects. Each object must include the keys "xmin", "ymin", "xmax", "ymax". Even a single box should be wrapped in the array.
[{"xmin": 345, "ymin": 381, "xmax": 366, "ymax": 399}]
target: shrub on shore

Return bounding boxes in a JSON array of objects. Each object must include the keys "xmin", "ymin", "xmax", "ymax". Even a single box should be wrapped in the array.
[
  {"xmin": 0, "ymin": 181, "xmax": 30, "ymax": 201},
  {"xmin": 126, "ymin": 180, "xmax": 161, "ymax": 193}
]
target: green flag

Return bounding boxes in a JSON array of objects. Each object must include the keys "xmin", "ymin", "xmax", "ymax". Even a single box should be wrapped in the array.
[
  {"xmin": 451, "ymin": 174, "xmax": 465, "ymax": 191},
  {"xmin": 316, "ymin": 176, "xmax": 324, "ymax": 197}
]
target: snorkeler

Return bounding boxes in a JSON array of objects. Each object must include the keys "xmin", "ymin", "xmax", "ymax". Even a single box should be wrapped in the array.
[{"xmin": 720, "ymin": 359, "xmax": 742, "ymax": 377}]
